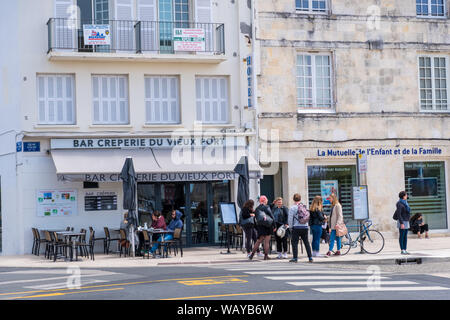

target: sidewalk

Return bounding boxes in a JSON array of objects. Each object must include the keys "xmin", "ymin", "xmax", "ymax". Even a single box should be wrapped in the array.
[{"xmin": 1, "ymin": 236, "xmax": 449, "ymax": 269}]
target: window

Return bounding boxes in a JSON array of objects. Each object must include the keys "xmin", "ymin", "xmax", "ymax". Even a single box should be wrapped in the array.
[
  {"xmin": 195, "ymin": 77, "xmax": 228, "ymax": 123},
  {"xmin": 297, "ymin": 54, "xmax": 333, "ymax": 110},
  {"xmin": 37, "ymin": 74, "xmax": 75, "ymax": 124},
  {"xmin": 416, "ymin": 0, "xmax": 446, "ymax": 17},
  {"xmin": 418, "ymin": 56, "xmax": 448, "ymax": 111},
  {"xmin": 92, "ymin": 75, "xmax": 129, "ymax": 124},
  {"xmin": 296, "ymin": 0, "xmax": 328, "ymax": 13},
  {"xmin": 145, "ymin": 76, "xmax": 180, "ymax": 124},
  {"xmin": 404, "ymin": 162, "xmax": 447, "ymax": 229}
]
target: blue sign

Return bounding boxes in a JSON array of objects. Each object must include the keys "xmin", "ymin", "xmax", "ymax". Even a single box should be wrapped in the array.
[
  {"xmin": 16, "ymin": 142, "xmax": 22, "ymax": 152},
  {"xmin": 23, "ymin": 142, "xmax": 40, "ymax": 152}
]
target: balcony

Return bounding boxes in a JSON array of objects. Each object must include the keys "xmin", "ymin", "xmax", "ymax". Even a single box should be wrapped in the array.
[{"xmin": 47, "ymin": 18, "xmax": 226, "ymax": 63}]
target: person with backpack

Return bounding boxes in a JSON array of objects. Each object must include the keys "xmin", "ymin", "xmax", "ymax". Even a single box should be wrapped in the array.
[
  {"xmin": 248, "ymin": 195, "xmax": 276, "ymax": 261},
  {"xmin": 272, "ymin": 197, "xmax": 289, "ymax": 259},
  {"xmin": 288, "ymin": 193, "xmax": 313, "ymax": 263},
  {"xmin": 239, "ymin": 200, "xmax": 258, "ymax": 257},
  {"xmin": 309, "ymin": 195, "xmax": 325, "ymax": 257},
  {"xmin": 393, "ymin": 191, "xmax": 411, "ymax": 254},
  {"xmin": 326, "ymin": 193, "xmax": 344, "ymax": 257}
]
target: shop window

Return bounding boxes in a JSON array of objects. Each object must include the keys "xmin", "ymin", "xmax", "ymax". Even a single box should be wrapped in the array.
[
  {"xmin": 37, "ymin": 74, "xmax": 76, "ymax": 125},
  {"xmin": 307, "ymin": 165, "xmax": 357, "ymax": 220},
  {"xmin": 404, "ymin": 162, "xmax": 448, "ymax": 230}
]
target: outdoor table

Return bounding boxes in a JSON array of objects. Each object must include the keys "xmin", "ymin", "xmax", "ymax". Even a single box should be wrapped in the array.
[
  {"xmin": 55, "ymin": 231, "xmax": 85, "ymax": 261},
  {"xmin": 137, "ymin": 229, "xmax": 171, "ymax": 257}
]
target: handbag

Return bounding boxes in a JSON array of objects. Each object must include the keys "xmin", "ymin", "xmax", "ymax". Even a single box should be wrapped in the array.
[
  {"xmin": 256, "ymin": 209, "xmax": 273, "ymax": 228},
  {"xmin": 276, "ymin": 225, "xmax": 287, "ymax": 238},
  {"xmin": 335, "ymin": 223, "xmax": 348, "ymax": 237}
]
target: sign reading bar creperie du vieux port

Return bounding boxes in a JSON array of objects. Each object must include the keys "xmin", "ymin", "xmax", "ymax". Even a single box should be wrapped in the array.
[{"xmin": 50, "ymin": 137, "xmax": 245, "ymax": 149}]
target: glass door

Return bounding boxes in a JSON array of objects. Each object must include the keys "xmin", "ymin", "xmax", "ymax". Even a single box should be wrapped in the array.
[{"xmin": 189, "ymin": 182, "xmax": 210, "ymax": 245}]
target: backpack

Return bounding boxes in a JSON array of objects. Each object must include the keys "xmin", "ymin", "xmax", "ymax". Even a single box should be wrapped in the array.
[{"xmin": 296, "ymin": 203, "xmax": 310, "ymax": 224}]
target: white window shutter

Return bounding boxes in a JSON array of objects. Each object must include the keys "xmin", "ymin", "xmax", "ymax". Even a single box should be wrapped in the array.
[
  {"xmin": 137, "ymin": 0, "xmax": 157, "ymax": 52},
  {"xmin": 54, "ymin": 0, "xmax": 76, "ymax": 50},
  {"xmin": 196, "ymin": 0, "xmax": 212, "ymax": 52},
  {"xmin": 92, "ymin": 75, "xmax": 129, "ymax": 124},
  {"xmin": 145, "ymin": 76, "xmax": 180, "ymax": 124},
  {"xmin": 115, "ymin": 0, "xmax": 134, "ymax": 51},
  {"xmin": 196, "ymin": 77, "xmax": 228, "ymax": 124}
]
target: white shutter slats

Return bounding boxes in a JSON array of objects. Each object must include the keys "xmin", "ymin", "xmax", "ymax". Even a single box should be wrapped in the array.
[
  {"xmin": 196, "ymin": 0, "xmax": 212, "ymax": 53},
  {"xmin": 92, "ymin": 75, "xmax": 129, "ymax": 125},
  {"xmin": 54, "ymin": 0, "xmax": 75, "ymax": 50},
  {"xmin": 138, "ymin": 0, "xmax": 157, "ymax": 51},
  {"xmin": 145, "ymin": 76, "xmax": 180, "ymax": 124},
  {"xmin": 115, "ymin": 0, "xmax": 134, "ymax": 51},
  {"xmin": 37, "ymin": 75, "xmax": 75, "ymax": 125},
  {"xmin": 196, "ymin": 77, "xmax": 228, "ymax": 124}
]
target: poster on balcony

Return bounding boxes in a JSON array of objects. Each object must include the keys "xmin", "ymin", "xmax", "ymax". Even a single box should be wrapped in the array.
[
  {"xmin": 320, "ymin": 180, "xmax": 339, "ymax": 206},
  {"xmin": 36, "ymin": 190, "xmax": 78, "ymax": 217},
  {"xmin": 83, "ymin": 25, "xmax": 111, "ymax": 45},
  {"xmin": 173, "ymin": 28, "xmax": 205, "ymax": 52}
]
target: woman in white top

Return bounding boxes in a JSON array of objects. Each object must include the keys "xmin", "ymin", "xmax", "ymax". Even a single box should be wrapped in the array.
[{"xmin": 326, "ymin": 194, "xmax": 344, "ymax": 256}]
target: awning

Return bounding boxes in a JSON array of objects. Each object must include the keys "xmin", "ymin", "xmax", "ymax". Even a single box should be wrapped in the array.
[{"xmin": 52, "ymin": 148, "xmax": 263, "ymax": 182}]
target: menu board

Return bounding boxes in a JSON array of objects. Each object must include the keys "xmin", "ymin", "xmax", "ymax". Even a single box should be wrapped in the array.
[
  {"xmin": 84, "ymin": 191, "xmax": 118, "ymax": 211},
  {"xmin": 36, "ymin": 190, "xmax": 77, "ymax": 217},
  {"xmin": 353, "ymin": 186, "xmax": 369, "ymax": 220},
  {"xmin": 219, "ymin": 202, "xmax": 238, "ymax": 225}
]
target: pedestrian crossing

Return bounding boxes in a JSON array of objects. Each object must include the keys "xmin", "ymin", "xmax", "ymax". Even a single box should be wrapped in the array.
[{"xmin": 207, "ymin": 263, "xmax": 450, "ymax": 294}]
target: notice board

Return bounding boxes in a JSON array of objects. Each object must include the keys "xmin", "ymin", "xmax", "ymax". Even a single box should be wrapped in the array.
[
  {"xmin": 36, "ymin": 190, "xmax": 78, "ymax": 217},
  {"xmin": 352, "ymin": 186, "xmax": 369, "ymax": 220},
  {"xmin": 219, "ymin": 202, "xmax": 238, "ymax": 225}
]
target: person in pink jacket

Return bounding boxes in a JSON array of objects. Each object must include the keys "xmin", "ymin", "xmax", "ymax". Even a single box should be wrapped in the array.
[{"xmin": 326, "ymin": 193, "xmax": 344, "ymax": 256}]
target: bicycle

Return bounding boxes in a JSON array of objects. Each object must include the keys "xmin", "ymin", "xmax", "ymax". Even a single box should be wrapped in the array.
[{"xmin": 337, "ymin": 219, "xmax": 385, "ymax": 255}]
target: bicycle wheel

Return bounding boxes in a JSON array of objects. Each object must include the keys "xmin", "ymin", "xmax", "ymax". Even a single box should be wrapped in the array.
[
  {"xmin": 339, "ymin": 233, "xmax": 352, "ymax": 256},
  {"xmin": 361, "ymin": 230, "xmax": 385, "ymax": 254}
]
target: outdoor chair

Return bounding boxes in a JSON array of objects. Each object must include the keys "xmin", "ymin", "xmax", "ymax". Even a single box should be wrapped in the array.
[
  {"xmin": 75, "ymin": 229, "xmax": 95, "ymax": 261},
  {"xmin": 166, "ymin": 228, "xmax": 183, "ymax": 257},
  {"xmin": 50, "ymin": 231, "xmax": 71, "ymax": 262},
  {"xmin": 232, "ymin": 224, "xmax": 243, "ymax": 251},
  {"xmin": 119, "ymin": 229, "xmax": 130, "ymax": 257},
  {"xmin": 141, "ymin": 230, "xmax": 153, "ymax": 259},
  {"xmin": 76, "ymin": 229, "xmax": 88, "ymax": 258},
  {"xmin": 89, "ymin": 226, "xmax": 107, "ymax": 253},
  {"xmin": 32, "ymin": 228, "xmax": 47, "ymax": 256},
  {"xmin": 104, "ymin": 227, "xmax": 120, "ymax": 254}
]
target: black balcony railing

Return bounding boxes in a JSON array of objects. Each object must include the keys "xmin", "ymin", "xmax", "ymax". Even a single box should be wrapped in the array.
[{"xmin": 47, "ymin": 18, "xmax": 225, "ymax": 55}]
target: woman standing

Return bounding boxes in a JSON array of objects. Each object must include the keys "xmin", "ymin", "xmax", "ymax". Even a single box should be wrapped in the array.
[
  {"xmin": 240, "ymin": 200, "xmax": 258, "ymax": 257},
  {"xmin": 326, "ymin": 194, "xmax": 344, "ymax": 257},
  {"xmin": 249, "ymin": 196, "xmax": 275, "ymax": 260},
  {"xmin": 309, "ymin": 196, "xmax": 325, "ymax": 257},
  {"xmin": 272, "ymin": 197, "xmax": 289, "ymax": 259},
  {"xmin": 395, "ymin": 191, "xmax": 411, "ymax": 254},
  {"xmin": 288, "ymin": 193, "xmax": 313, "ymax": 263}
]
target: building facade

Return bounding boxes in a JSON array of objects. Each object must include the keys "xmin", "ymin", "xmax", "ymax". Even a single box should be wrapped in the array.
[
  {"xmin": 254, "ymin": 0, "xmax": 450, "ymax": 235},
  {"xmin": 0, "ymin": 0, "xmax": 259, "ymax": 255}
]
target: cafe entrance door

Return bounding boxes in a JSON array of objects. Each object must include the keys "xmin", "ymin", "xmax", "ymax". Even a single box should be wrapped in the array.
[{"xmin": 137, "ymin": 180, "xmax": 231, "ymax": 247}]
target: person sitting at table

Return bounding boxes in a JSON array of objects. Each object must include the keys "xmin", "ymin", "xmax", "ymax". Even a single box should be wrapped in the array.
[
  {"xmin": 150, "ymin": 210, "xmax": 167, "ymax": 241},
  {"xmin": 149, "ymin": 209, "xmax": 183, "ymax": 258}
]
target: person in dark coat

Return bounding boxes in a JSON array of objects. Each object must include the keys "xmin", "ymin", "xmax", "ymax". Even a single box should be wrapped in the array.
[
  {"xmin": 272, "ymin": 197, "xmax": 289, "ymax": 259},
  {"xmin": 395, "ymin": 191, "xmax": 411, "ymax": 255},
  {"xmin": 240, "ymin": 200, "xmax": 258, "ymax": 256},
  {"xmin": 249, "ymin": 195, "xmax": 276, "ymax": 260},
  {"xmin": 410, "ymin": 213, "xmax": 429, "ymax": 239}
]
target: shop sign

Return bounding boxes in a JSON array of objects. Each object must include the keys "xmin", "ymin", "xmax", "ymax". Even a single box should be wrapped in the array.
[
  {"xmin": 352, "ymin": 186, "xmax": 369, "ymax": 220},
  {"xmin": 84, "ymin": 191, "xmax": 117, "ymax": 211},
  {"xmin": 58, "ymin": 171, "xmax": 241, "ymax": 183},
  {"xmin": 36, "ymin": 190, "xmax": 77, "ymax": 217},
  {"xmin": 51, "ymin": 137, "xmax": 245, "ymax": 150},
  {"xmin": 173, "ymin": 28, "xmax": 205, "ymax": 51},
  {"xmin": 16, "ymin": 142, "xmax": 22, "ymax": 152},
  {"xmin": 317, "ymin": 147, "xmax": 443, "ymax": 157},
  {"xmin": 357, "ymin": 153, "xmax": 367, "ymax": 173},
  {"xmin": 83, "ymin": 24, "xmax": 111, "ymax": 45},
  {"xmin": 246, "ymin": 55, "xmax": 253, "ymax": 108}
]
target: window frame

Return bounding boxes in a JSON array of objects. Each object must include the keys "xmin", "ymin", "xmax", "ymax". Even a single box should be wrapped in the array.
[
  {"xmin": 91, "ymin": 74, "xmax": 130, "ymax": 125},
  {"xmin": 416, "ymin": 0, "xmax": 447, "ymax": 18},
  {"xmin": 144, "ymin": 75, "xmax": 181, "ymax": 125},
  {"xmin": 36, "ymin": 73, "xmax": 76, "ymax": 125},
  {"xmin": 296, "ymin": 52, "xmax": 335, "ymax": 113},
  {"xmin": 195, "ymin": 76, "xmax": 229, "ymax": 124},
  {"xmin": 417, "ymin": 55, "xmax": 450, "ymax": 113},
  {"xmin": 295, "ymin": 0, "xmax": 329, "ymax": 15}
]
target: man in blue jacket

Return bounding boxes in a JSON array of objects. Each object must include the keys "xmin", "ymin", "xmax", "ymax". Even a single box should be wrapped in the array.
[{"xmin": 149, "ymin": 209, "xmax": 183, "ymax": 257}]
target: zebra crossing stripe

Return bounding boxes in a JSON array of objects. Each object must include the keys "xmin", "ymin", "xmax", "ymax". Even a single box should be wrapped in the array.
[
  {"xmin": 245, "ymin": 270, "xmax": 378, "ymax": 275},
  {"xmin": 286, "ymin": 281, "xmax": 417, "ymax": 286},
  {"xmin": 264, "ymin": 275, "xmax": 390, "ymax": 280},
  {"xmin": 314, "ymin": 286, "xmax": 450, "ymax": 293}
]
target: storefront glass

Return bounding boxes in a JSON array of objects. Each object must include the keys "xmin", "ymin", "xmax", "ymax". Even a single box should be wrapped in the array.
[
  {"xmin": 137, "ymin": 180, "xmax": 230, "ymax": 247},
  {"xmin": 307, "ymin": 165, "xmax": 357, "ymax": 221},
  {"xmin": 404, "ymin": 162, "xmax": 448, "ymax": 229}
]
